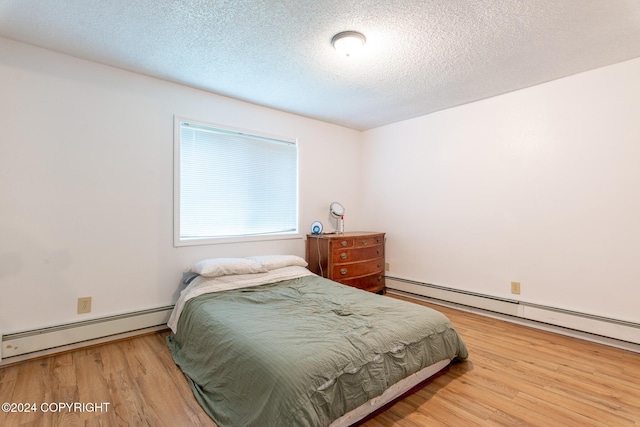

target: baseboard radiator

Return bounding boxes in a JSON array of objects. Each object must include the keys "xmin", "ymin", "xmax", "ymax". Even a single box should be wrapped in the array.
[
  {"xmin": 3, "ymin": 281, "xmax": 639, "ymax": 364},
  {"xmin": 0, "ymin": 306, "xmax": 173, "ymax": 365},
  {"xmin": 387, "ymin": 277, "xmax": 640, "ymax": 352}
]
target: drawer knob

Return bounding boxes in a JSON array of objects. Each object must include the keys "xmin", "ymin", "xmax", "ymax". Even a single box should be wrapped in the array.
[
  {"xmin": 341, "ymin": 241, "xmax": 348, "ymax": 247},
  {"xmin": 340, "ymin": 253, "xmax": 347, "ymax": 260},
  {"xmin": 377, "ymin": 249, "xmax": 381, "ymax": 255},
  {"xmin": 377, "ymin": 276, "xmax": 382, "ymax": 281},
  {"xmin": 377, "ymin": 263, "xmax": 382, "ymax": 268},
  {"xmin": 362, "ymin": 239, "xmax": 368, "ymax": 245},
  {"xmin": 340, "ymin": 268, "xmax": 348, "ymax": 275}
]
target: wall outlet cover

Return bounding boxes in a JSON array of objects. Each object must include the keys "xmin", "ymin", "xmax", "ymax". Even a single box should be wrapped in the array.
[
  {"xmin": 77, "ymin": 297, "xmax": 92, "ymax": 314},
  {"xmin": 511, "ymin": 281, "xmax": 521, "ymax": 295}
]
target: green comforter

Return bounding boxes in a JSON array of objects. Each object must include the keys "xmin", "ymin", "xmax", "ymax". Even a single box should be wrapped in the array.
[{"xmin": 167, "ymin": 275, "xmax": 468, "ymax": 427}]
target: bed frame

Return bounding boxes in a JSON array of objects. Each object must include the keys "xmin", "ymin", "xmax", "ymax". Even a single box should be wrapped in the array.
[{"xmin": 333, "ymin": 359, "xmax": 450, "ymax": 426}]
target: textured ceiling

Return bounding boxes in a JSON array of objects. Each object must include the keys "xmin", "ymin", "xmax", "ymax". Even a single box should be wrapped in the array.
[{"xmin": 1, "ymin": 1, "xmax": 640, "ymax": 130}]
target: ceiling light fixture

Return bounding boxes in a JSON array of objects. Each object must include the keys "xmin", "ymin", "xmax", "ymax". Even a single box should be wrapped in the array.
[{"xmin": 331, "ymin": 31, "xmax": 366, "ymax": 57}]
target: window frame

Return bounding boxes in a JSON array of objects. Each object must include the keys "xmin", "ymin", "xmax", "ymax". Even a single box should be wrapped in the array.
[{"xmin": 173, "ymin": 116, "xmax": 301, "ymax": 247}]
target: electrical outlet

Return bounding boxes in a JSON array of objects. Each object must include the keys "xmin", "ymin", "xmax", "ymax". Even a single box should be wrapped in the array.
[
  {"xmin": 385, "ymin": 262, "xmax": 390, "ymax": 271},
  {"xmin": 77, "ymin": 297, "xmax": 92, "ymax": 314},
  {"xmin": 511, "ymin": 281, "xmax": 521, "ymax": 295}
]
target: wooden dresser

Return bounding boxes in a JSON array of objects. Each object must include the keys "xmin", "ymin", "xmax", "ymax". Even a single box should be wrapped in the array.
[{"xmin": 305, "ymin": 231, "xmax": 385, "ymax": 294}]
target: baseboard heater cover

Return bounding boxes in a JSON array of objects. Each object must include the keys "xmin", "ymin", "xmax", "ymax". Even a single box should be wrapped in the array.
[
  {"xmin": 520, "ymin": 303, "xmax": 640, "ymax": 344},
  {"xmin": 386, "ymin": 277, "xmax": 521, "ymax": 317},
  {"xmin": 386, "ymin": 276, "xmax": 640, "ymax": 348},
  {"xmin": 1, "ymin": 306, "xmax": 174, "ymax": 363}
]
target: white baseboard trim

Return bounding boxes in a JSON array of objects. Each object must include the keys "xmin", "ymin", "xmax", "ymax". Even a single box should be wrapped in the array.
[
  {"xmin": 387, "ymin": 278, "xmax": 522, "ymax": 316},
  {"xmin": 0, "ymin": 306, "xmax": 173, "ymax": 366},
  {"xmin": 387, "ymin": 277, "xmax": 640, "ymax": 353}
]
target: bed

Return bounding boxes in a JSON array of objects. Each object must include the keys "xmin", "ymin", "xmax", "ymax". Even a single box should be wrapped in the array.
[{"xmin": 167, "ymin": 256, "xmax": 468, "ymax": 427}]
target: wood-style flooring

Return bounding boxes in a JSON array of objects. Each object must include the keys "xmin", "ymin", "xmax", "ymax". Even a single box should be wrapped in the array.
[{"xmin": 1, "ymin": 296, "xmax": 639, "ymax": 426}]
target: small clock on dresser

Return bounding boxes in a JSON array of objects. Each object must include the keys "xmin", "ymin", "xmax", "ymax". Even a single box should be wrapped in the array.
[{"xmin": 305, "ymin": 232, "xmax": 385, "ymax": 294}]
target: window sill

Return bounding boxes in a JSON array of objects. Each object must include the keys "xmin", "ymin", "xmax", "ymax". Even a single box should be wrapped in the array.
[{"xmin": 174, "ymin": 232, "xmax": 303, "ymax": 247}]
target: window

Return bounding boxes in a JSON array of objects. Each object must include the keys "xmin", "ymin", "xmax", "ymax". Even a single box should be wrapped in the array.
[{"xmin": 174, "ymin": 118, "xmax": 299, "ymax": 246}]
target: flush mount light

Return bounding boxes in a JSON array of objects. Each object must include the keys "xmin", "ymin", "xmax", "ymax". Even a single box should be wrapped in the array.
[{"xmin": 331, "ymin": 31, "xmax": 366, "ymax": 57}]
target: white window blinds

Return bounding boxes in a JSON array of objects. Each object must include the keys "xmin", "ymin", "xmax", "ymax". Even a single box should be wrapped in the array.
[{"xmin": 175, "ymin": 119, "xmax": 298, "ymax": 245}]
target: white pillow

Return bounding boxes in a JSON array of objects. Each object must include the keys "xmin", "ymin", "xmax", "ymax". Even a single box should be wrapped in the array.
[
  {"xmin": 248, "ymin": 255, "xmax": 308, "ymax": 271},
  {"xmin": 190, "ymin": 258, "xmax": 267, "ymax": 278}
]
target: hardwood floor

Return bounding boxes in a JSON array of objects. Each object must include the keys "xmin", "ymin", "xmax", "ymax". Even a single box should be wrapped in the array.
[{"xmin": 1, "ymin": 296, "xmax": 639, "ymax": 426}]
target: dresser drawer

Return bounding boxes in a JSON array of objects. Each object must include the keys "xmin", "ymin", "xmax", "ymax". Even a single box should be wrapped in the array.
[
  {"xmin": 354, "ymin": 235, "xmax": 384, "ymax": 248},
  {"xmin": 332, "ymin": 238, "xmax": 354, "ymax": 249},
  {"xmin": 331, "ymin": 244, "xmax": 383, "ymax": 263},
  {"xmin": 340, "ymin": 274, "xmax": 385, "ymax": 293},
  {"xmin": 332, "ymin": 258, "xmax": 384, "ymax": 279}
]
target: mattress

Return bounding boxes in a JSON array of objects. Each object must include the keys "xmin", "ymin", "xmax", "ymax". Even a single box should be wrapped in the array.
[{"xmin": 167, "ymin": 267, "xmax": 468, "ymax": 426}]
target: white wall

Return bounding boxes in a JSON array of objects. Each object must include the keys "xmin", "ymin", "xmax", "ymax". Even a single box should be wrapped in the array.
[
  {"xmin": 4, "ymin": 34, "xmax": 638, "ymax": 337},
  {"xmin": 362, "ymin": 57, "xmax": 640, "ymax": 324},
  {"xmin": 0, "ymin": 38, "xmax": 363, "ymax": 333}
]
